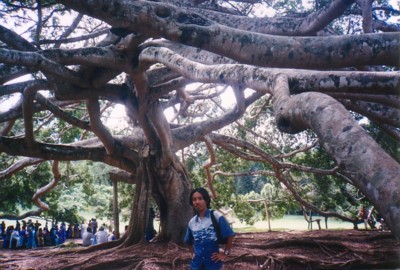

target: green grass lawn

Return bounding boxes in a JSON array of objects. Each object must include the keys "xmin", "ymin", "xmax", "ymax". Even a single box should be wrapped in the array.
[{"xmin": 232, "ymin": 214, "xmax": 355, "ymax": 232}]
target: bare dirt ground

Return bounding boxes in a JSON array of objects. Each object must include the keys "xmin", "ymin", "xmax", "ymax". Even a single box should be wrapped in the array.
[{"xmin": 0, "ymin": 229, "xmax": 399, "ymax": 270}]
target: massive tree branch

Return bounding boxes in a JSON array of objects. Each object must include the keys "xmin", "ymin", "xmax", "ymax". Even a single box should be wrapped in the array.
[
  {"xmin": 193, "ymin": 0, "xmax": 355, "ymax": 36},
  {"xmin": 271, "ymin": 74, "xmax": 400, "ymax": 238},
  {"xmin": 0, "ymin": 136, "xmax": 138, "ymax": 173},
  {"xmin": 139, "ymin": 46, "xmax": 400, "ymax": 95},
  {"xmin": 60, "ymin": 0, "xmax": 400, "ymax": 68}
]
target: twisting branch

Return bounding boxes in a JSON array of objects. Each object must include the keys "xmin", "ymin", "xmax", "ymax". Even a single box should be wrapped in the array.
[
  {"xmin": 130, "ymin": 66, "xmax": 177, "ymax": 167},
  {"xmin": 0, "ymin": 80, "xmax": 49, "ymax": 98},
  {"xmin": 32, "ymin": 160, "xmax": 61, "ymax": 211},
  {"xmin": 211, "ymin": 133, "xmax": 279, "ymax": 164},
  {"xmin": 173, "ymin": 90, "xmax": 264, "ymax": 150},
  {"xmin": 0, "ymin": 136, "xmax": 138, "ymax": 173},
  {"xmin": 372, "ymin": 19, "xmax": 400, "ymax": 32}
]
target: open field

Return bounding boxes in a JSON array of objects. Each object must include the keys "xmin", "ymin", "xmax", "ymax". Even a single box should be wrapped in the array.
[{"xmin": 233, "ymin": 214, "xmax": 355, "ymax": 232}]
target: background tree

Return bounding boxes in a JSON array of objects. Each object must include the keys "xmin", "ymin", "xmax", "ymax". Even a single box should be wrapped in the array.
[{"xmin": 0, "ymin": 0, "xmax": 399, "ymax": 253}]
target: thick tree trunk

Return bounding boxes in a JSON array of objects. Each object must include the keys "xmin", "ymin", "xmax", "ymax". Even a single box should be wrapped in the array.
[
  {"xmin": 124, "ymin": 159, "xmax": 150, "ymax": 246},
  {"xmin": 124, "ymin": 152, "xmax": 192, "ymax": 245},
  {"xmin": 153, "ymin": 160, "xmax": 193, "ymax": 243}
]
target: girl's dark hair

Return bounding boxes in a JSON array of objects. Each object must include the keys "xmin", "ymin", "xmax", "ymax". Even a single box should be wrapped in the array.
[{"xmin": 189, "ymin": 187, "xmax": 211, "ymax": 208}]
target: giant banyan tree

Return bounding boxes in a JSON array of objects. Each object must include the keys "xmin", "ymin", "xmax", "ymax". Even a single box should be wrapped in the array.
[{"xmin": 0, "ymin": 0, "xmax": 399, "ymax": 254}]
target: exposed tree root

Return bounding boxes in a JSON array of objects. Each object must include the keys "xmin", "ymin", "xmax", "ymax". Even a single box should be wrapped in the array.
[{"xmin": 1, "ymin": 230, "xmax": 399, "ymax": 269}]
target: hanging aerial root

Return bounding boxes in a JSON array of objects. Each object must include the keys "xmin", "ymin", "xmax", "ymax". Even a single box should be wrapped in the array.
[{"xmin": 202, "ymin": 135, "xmax": 217, "ymax": 198}]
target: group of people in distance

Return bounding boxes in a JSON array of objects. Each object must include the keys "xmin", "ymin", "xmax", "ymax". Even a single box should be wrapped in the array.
[
  {"xmin": 81, "ymin": 223, "xmax": 116, "ymax": 247},
  {"xmin": 0, "ymin": 217, "xmax": 118, "ymax": 249},
  {"xmin": 0, "ymin": 219, "xmax": 70, "ymax": 249},
  {"xmin": 80, "ymin": 218, "xmax": 117, "ymax": 247}
]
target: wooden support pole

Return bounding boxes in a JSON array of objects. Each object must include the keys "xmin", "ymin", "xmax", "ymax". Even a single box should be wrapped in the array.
[{"xmin": 112, "ymin": 180, "xmax": 120, "ymax": 239}]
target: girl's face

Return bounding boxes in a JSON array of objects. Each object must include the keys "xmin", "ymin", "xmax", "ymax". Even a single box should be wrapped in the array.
[{"xmin": 192, "ymin": 192, "xmax": 207, "ymax": 214}]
